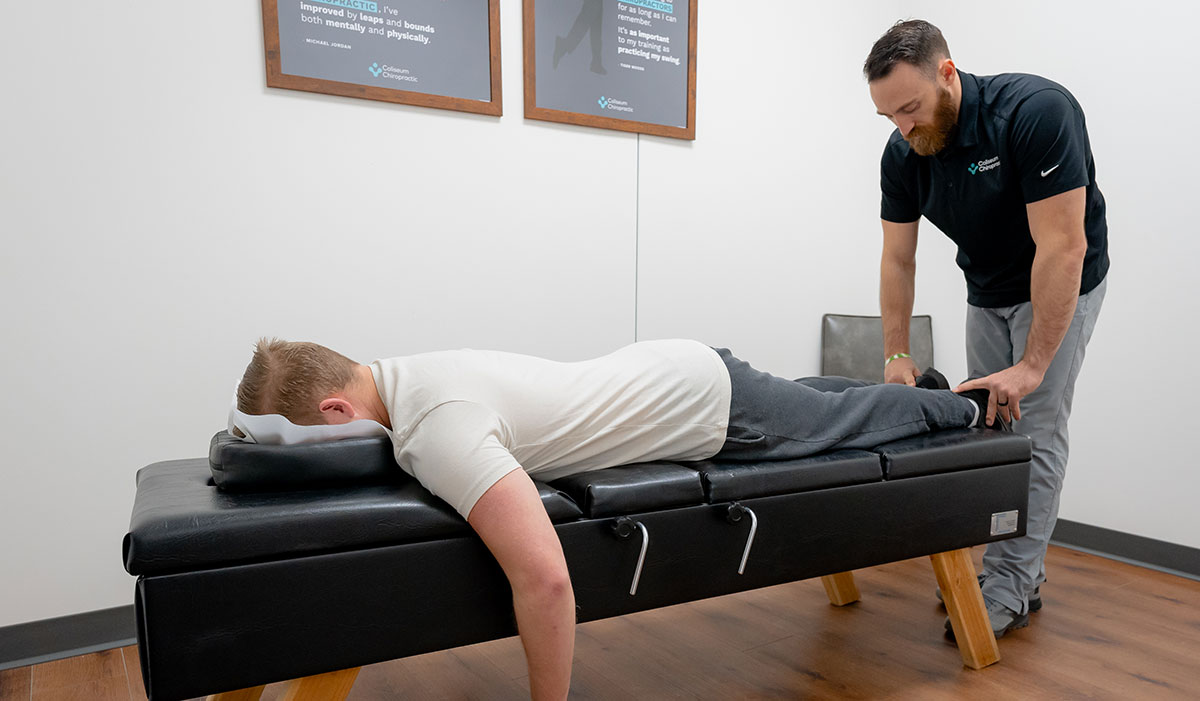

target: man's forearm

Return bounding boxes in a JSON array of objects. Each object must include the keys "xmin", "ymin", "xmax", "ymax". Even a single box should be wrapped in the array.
[
  {"xmin": 514, "ymin": 579, "xmax": 576, "ymax": 701},
  {"xmin": 881, "ymin": 258, "xmax": 917, "ymax": 356},
  {"xmin": 1022, "ymin": 238, "xmax": 1086, "ymax": 374},
  {"xmin": 467, "ymin": 469, "xmax": 577, "ymax": 701}
]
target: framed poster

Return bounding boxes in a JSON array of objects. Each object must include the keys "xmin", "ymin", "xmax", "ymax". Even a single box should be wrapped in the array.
[
  {"xmin": 262, "ymin": 0, "xmax": 502, "ymax": 116},
  {"xmin": 524, "ymin": 0, "xmax": 697, "ymax": 140}
]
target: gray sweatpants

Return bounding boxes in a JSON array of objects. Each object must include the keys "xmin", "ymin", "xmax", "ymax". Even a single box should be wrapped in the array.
[
  {"xmin": 712, "ymin": 349, "xmax": 978, "ymax": 461},
  {"xmin": 970, "ymin": 277, "xmax": 1107, "ymax": 616}
]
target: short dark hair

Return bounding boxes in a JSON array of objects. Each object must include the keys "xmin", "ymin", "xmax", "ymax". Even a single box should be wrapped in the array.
[{"xmin": 863, "ymin": 20, "xmax": 951, "ymax": 82}]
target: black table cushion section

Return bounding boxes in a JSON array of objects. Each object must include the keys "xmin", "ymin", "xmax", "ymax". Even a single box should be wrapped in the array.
[
  {"xmin": 874, "ymin": 428, "xmax": 1033, "ymax": 479},
  {"xmin": 128, "ymin": 428, "xmax": 1033, "ymax": 700},
  {"xmin": 124, "ymin": 458, "xmax": 583, "ymax": 576},
  {"xmin": 210, "ymin": 431, "xmax": 397, "ymax": 492},
  {"xmin": 696, "ymin": 449, "xmax": 883, "ymax": 502},
  {"xmin": 549, "ymin": 462, "xmax": 706, "ymax": 518},
  {"xmin": 143, "ymin": 429, "xmax": 1033, "ymax": 578},
  {"xmin": 131, "ymin": 458, "xmax": 1031, "ymax": 701}
]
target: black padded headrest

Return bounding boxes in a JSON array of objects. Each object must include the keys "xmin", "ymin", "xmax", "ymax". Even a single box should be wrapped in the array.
[{"xmin": 208, "ymin": 431, "xmax": 400, "ymax": 492}]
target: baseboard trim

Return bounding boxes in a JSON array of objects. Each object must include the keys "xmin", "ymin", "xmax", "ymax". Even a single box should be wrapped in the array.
[
  {"xmin": 1051, "ymin": 518, "xmax": 1200, "ymax": 581},
  {"xmin": 0, "ymin": 520, "xmax": 1195, "ymax": 671},
  {"xmin": 0, "ymin": 605, "xmax": 135, "ymax": 672}
]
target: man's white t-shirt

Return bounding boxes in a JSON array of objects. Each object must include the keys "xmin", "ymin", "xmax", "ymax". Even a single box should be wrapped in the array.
[{"xmin": 370, "ymin": 339, "xmax": 732, "ymax": 518}]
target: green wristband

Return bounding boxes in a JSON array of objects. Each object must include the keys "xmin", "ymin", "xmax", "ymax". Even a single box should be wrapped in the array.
[{"xmin": 885, "ymin": 352, "xmax": 911, "ymax": 367}]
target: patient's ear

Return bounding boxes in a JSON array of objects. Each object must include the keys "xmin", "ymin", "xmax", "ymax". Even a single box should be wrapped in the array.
[{"xmin": 318, "ymin": 397, "xmax": 358, "ymax": 424}]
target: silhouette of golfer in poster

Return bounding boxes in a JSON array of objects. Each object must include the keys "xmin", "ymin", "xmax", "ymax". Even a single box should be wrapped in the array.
[{"xmin": 553, "ymin": 0, "xmax": 606, "ymax": 75}]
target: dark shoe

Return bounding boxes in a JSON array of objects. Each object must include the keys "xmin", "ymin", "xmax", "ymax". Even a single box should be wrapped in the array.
[
  {"xmin": 956, "ymin": 387, "xmax": 1013, "ymax": 431},
  {"xmin": 937, "ymin": 575, "xmax": 1041, "ymax": 612},
  {"xmin": 914, "ymin": 368, "xmax": 950, "ymax": 390},
  {"xmin": 944, "ymin": 597, "xmax": 1029, "ymax": 640}
]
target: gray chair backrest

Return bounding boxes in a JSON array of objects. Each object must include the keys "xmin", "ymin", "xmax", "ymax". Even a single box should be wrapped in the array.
[{"xmin": 821, "ymin": 314, "xmax": 934, "ymax": 383}]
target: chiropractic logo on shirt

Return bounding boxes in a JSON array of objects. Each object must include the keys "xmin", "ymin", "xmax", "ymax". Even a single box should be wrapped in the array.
[{"xmin": 968, "ymin": 156, "xmax": 1001, "ymax": 175}]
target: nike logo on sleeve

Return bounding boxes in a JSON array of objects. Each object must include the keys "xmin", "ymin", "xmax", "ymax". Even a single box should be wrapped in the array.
[{"xmin": 1040, "ymin": 164, "xmax": 1061, "ymax": 177}]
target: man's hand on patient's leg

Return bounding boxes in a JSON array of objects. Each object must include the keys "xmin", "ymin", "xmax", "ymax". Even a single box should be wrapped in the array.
[
  {"xmin": 955, "ymin": 362, "xmax": 1045, "ymax": 427},
  {"xmin": 884, "ymin": 356, "xmax": 920, "ymax": 386}
]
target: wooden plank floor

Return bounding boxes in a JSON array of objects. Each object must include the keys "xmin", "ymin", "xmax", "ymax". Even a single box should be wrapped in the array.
[{"xmin": 3, "ymin": 545, "xmax": 1197, "ymax": 700}]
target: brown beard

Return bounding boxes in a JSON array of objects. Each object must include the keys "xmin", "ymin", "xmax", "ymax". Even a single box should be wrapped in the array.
[{"xmin": 906, "ymin": 87, "xmax": 958, "ymax": 156}]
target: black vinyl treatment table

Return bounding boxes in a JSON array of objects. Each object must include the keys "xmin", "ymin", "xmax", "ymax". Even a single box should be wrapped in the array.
[{"xmin": 123, "ymin": 427, "xmax": 1031, "ymax": 700}]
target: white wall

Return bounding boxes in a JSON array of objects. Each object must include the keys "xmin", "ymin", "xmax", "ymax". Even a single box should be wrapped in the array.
[
  {"xmin": 1, "ymin": 1, "xmax": 1195, "ymax": 629},
  {"xmin": 0, "ymin": 0, "xmax": 638, "ymax": 629}
]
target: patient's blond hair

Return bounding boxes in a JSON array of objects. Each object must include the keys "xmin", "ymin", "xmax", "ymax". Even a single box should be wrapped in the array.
[{"xmin": 237, "ymin": 338, "xmax": 357, "ymax": 425}]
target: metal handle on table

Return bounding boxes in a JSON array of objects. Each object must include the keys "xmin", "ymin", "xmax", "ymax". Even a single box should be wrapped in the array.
[
  {"xmin": 610, "ymin": 516, "xmax": 650, "ymax": 595},
  {"xmin": 726, "ymin": 503, "xmax": 758, "ymax": 575}
]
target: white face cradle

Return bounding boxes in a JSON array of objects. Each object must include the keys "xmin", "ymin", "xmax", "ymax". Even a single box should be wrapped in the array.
[{"xmin": 228, "ymin": 395, "xmax": 389, "ymax": 445}]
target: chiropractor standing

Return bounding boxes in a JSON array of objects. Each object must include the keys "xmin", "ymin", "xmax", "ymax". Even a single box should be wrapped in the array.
[{"xmin": 863, "ymin": 20, "xmax": 1109, "ymax": 637}]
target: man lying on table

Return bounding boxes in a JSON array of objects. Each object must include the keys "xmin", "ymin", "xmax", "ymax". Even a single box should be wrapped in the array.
[{"xmin": 236, "ymin": 337, "xmax": 1007, "ymax": 701}]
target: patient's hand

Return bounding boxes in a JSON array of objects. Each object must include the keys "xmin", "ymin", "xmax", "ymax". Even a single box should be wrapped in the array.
[{"xmin": 884, "ymin": 356, "xmax": 920, "ymax": 386}]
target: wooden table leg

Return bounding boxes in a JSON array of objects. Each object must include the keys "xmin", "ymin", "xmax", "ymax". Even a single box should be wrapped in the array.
[
  {"xmin": 820, "ymin": 571, "xmax": 861, "ymax": 606},
  {"xmin": 280, "ymin": 667, "xmax": 361, "ymax": 701},
  {"xmin": 930, "ymin": 548, "xmax": 1001, "ymax": 669},
  {"xmin": 206, "ymin": 686, "xmax": 265, "ymax": 701}
]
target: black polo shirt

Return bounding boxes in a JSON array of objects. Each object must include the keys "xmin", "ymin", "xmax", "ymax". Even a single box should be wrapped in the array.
[{"xmin": 880, "ymin": 70, "xmax": 1109, "ymax": 308}]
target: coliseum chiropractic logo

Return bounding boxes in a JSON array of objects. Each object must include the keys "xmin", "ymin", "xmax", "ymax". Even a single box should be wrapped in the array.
[
  {"xmin": 968, "ymin": 156, "xmax": 1001, "ymax": 175},
  {"xmin": 596, "ymin": 96, "xmax": 633, "ymax": 113},
  {"xmin": 367, "ymin": 62, "xmax": 417, "ymax": 83}
]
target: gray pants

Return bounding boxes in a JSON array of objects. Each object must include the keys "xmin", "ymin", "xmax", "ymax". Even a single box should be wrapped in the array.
[
  {"xmin": 713, "ymin": 348, "xmax": 978, "ymax": 461},
  {"xmin": 970, "ymin": 277, "xmax": 1107, "ymax": 616}
]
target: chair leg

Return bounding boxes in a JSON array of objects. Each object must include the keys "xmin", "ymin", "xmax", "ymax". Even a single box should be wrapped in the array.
[
  {"xmin": 279, "ymin": 667, "xmax": 361, "ymax": 701},
  {"xmin": 930, "ymin": 548, "xmax": 1001, "ymax": 669},
  {"xmin": 820, "ymin": 571, "xmax": 861, "ymax": 606},
  {"xmin": 206, "ymin": 686, "xmax": 265, "ymax": 701}
]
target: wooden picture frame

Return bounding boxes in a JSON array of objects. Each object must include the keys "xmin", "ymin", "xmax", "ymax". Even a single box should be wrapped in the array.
[
  {"xmin": 524, "ymin": 0, "xmax": 697, "ymax": 140},
  {"xmin": 262, "ymin": 0, "xmax": 502, "ymax": 116}
]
